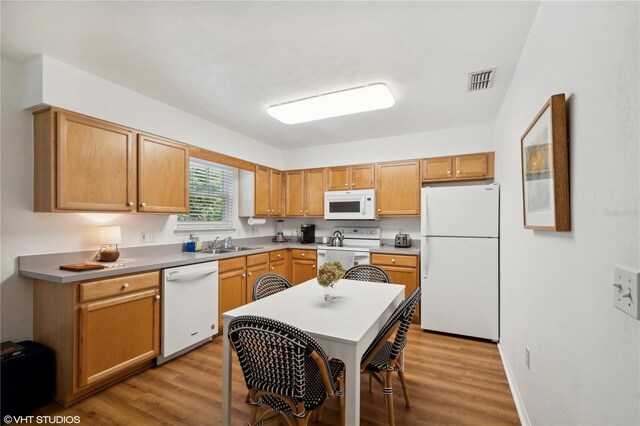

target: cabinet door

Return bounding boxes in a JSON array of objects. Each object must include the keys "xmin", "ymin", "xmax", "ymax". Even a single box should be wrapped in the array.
[
  {"xmin": 285, "ymin": 170, "xmax": 305, "ymax": 216},
  {"xmin": 137, "ymin": 134, "xmax": 189, "ymax": 213},
  {"xmin": 376, "ymin": 161, "xmax": 421, "ymax": 216},
  {"xmin": 455, "ymin": 153, "xmax": 494, "ymax": 180},
  {"xmin": 291, "ymin": 259, "xmax": 317, "ymax": 285},
  {"xmin": 56, "ymin": 112, "xmax": 136, "ymax": 211},
  {"xmin": 255, "ymin": 166, "xmax": 271, "ymax": 216},
  {"xmin": 305, "ymin": 168, "xmax": 325, "ymax": 216},
  {"xmin": 372, "ymin": 264, "xmax": 420, "ymax": 323},
  {"xmin": 351, "ymin": 164, "xmax": 375, "ymax": 189},
  {"xmin": 422, "ymin": 157, "xmax": 453, "ymax": 181},
  {"xmin": 246, "ymin": 262, "xmax": 269, "ymax": 302},
  {"xmin": 78, "ymin": 289, "xmax": 159, "ymax": 388},
  {"xmin": 270, "ymin": 259, "xmax": 287, "ymax": 279},
  {"xmin": 327, "ymin": 167, "xmax": 350, "ymax": 191},
  {"xmin": 270, "ymin": 169, "xmax": 283, "ymax": 216},
  {"xmin": 218, "ymin": 268, "xmax": 246, "ymax": 327}
]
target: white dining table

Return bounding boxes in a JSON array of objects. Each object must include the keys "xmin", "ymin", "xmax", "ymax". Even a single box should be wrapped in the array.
[{"xmin": 221, "ymin": 278, "xmax": 405, "ymax": 426}]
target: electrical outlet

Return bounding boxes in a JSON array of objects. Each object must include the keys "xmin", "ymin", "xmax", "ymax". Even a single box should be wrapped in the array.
[
  {"xmin": 140, "ymin": 231, "xmax": 148, "ymax": 243},
  {"xmin": 525, "ymin": 346, "xmax": 530, "ymax": 369},
  {"xmin": 613, "ymin": 265, "xmax": 640, "ymax": 319},
  {"xmin": 149, "ymin": 231, "xmax": 156, "ymax": 243}
]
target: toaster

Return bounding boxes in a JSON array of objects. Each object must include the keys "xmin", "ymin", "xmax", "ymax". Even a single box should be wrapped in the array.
[{"xmin": 394, "ymin": 233, "xmax": 411, "ymax": 248}]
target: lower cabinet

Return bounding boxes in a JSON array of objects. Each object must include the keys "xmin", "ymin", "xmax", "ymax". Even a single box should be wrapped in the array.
[
  {"xmin": 291, "ymin": 249, "xmax": 317, "ymax": 285},
  {"xmin": 33, "ymin": 271, "xmax": 161, "ymax": 404},
  {"xmin": 269, "ymin": 250, "xmax": 290, "ymax": 281},
  {"xmin": 246, "ymin": 253, "xmax": 269, "ymax": 302},
  {"xmin": 218, "ymin": 257, "xmax": 247, "ymax": 327},
  {"xmin": 370, "ymin": 253, "xmax": 420, "ymax": 323}
]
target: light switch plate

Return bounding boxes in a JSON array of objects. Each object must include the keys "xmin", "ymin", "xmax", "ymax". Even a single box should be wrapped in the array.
[{"xmin": 613, "ymin": 265, "xmax": 640, "ymax": 319}]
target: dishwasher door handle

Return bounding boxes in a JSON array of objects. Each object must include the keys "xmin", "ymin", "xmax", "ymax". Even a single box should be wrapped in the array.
[{"xmin": 166, "ymin": 266, "xmax": 218, "ymax": 281}]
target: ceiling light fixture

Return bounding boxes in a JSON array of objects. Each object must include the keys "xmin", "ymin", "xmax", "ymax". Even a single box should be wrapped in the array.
[{"xmin": 267, "ymin": 83, "xmax": 395, "ymax": 125}]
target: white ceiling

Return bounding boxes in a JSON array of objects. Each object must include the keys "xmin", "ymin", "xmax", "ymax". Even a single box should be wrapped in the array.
[{"xmin": 1, "ymin": 1, "xmax": 539, "ymax": 150}]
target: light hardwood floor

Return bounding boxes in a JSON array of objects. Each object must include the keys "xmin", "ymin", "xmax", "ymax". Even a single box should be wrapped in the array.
[{"xmin": 37, "ymin": 325, "xmax": 519, "ymax": 425}]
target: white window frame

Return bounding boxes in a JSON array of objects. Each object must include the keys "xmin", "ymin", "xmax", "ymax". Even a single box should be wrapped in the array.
[{"xmin": 176, "ymin": 157, "xmax": 236, "ymax": 233}]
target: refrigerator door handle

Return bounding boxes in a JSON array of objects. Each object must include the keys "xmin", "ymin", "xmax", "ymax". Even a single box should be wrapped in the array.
[{"xmin": 422, "ymin": 238, "xmax": 428, "ymax": 278}]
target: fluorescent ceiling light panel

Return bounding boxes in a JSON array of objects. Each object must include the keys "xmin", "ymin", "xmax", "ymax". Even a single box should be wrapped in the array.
[{"xmin": 267, "ymin": 83, "xmax": 395, "ymax": 124}]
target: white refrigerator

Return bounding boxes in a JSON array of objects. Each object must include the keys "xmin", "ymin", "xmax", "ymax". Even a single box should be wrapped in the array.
[{"xmin": 421, "ymin": 184, "xmax": 499, "ymax": 341}]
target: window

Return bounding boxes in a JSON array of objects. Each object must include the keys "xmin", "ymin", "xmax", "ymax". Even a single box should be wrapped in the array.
[{"xmin": 177, "ymin": 158, "xmax": 235, "ymax": 230}]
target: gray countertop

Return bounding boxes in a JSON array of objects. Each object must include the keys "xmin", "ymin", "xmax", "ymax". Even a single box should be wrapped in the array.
[{"xmin": 19, "ymin": 239, "xmax": 420, "ymax": 284}]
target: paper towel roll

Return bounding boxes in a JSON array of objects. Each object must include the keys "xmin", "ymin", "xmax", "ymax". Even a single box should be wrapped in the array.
[{"xmin": 247, "ymin": 217, "xmax": 266, "ymax": 226}]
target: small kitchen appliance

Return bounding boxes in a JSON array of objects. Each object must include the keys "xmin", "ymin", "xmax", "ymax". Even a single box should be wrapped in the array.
[
  {"xmin": 273, "ymin": 219, "xmax": 287, "ymax": 243},
  {"xmin": 300, "ymin": 224, "xmax": 315, "ymax": 244},
  {"xmin": 324, "ymin": 189, "xmax": 377, "ymax": 220},
  {"xmin": 394, "ymin": 233, "xmax": 411, "ymax": 248}
]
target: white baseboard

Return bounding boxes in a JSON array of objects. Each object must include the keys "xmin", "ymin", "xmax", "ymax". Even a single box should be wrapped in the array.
[{"xmin": 498, "ymin": 342, "xmax": 531, "ymax": 426}]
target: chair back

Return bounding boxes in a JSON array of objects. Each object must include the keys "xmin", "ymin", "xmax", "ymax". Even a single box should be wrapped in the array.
[
  {"xmin": 360, "ymin": 288, "xmax": 422, "ymax": 368},
  {"xmin": 228, "ymin": 315, "xmax": 337, "ymax": 403},
  {"xmin": 343, "ymin": 265, "xmax": 391, "ymax": 283},
  {"xmin": 253, "ymin": 273, "xmax": 293, "ymax": 301}
]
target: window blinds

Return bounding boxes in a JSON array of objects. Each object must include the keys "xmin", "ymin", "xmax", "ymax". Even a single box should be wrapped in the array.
[{"xmin": 178, "ymin": 158, "xmax": 234, "ymax": 229}]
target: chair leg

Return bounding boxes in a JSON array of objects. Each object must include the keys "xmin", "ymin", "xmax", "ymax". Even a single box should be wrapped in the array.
[
  {"xmin": 316, "ymin": 404, "xmax": 325, "ymax": 422},
  {"xmin": 338, "ymin": 375, "xmax": 345, "ymax": 426},
  {"xmin": 383, "ymin": 370, "xmax": 396, "ymax": 426},
  {"xmin": 295, "ymin": 415, "xmax": 308, "ymax": 426},
  {"xmin": 247, "ymin": 390, "xmax": 259, "ymax": 426},
  {"xmin": 398, "ymin": 369, "xmax": 411, "ymax": 408}
]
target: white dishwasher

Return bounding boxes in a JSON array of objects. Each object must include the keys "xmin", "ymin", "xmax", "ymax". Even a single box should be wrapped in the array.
[{"xmin": 159, "ymin": 261, "xmax": 219, "ymax": 364}]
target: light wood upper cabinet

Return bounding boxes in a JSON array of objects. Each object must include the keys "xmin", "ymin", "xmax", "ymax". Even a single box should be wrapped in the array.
[
  {"xmin": 376, "ymin": 160, "xmax": 421, "ymax": 216},
  {"xmin": 455, "ymin": 153, "xmax": 494, "ymax": 179},
  {"xmin": 285, "ymin": 170, "xmax": 305, "ymax": 216},
  {"xmin": 304, "ymin": 168, "xmax": 326, "ymax": 216},
  {"xmin": 422, "ymin": 157, "xmax": 453, "ymax": 181},
  {"xmin": 35, "ymin": 109, "xmax": 137, "ymax": 212},
  {"xmin": 255, "ymin": 166, "xmax": 283, "ymax": 217},
  {"xmin": 422, "ymin": 152, "xmax": 494, "ymax": 183},
  {"xmin": 326, "ymin": 166, "xmax": 350, "ymax": 191},
  {"xmin": 351, "ymin": 164, "xmax": 375, "ymax": 189},
  {"xmin": 34, "ymin": 108, "xmax": 191, "ymax": 214},
  {"xmin": 137, "ymin": 134, "xmax": 189, "ymax": 213},
  {"xmin": 78, "ymin": 288, "xmax": 160, "ymax": 388},
  {"xmin": 327, "ymin": 165, "xmax": 375, "ymax": 191}
]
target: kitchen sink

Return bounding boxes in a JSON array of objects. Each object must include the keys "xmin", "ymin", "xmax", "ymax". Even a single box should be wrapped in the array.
[{"xmin": 221, "ymin": 246, "xmax": 261, "ymax": 252}]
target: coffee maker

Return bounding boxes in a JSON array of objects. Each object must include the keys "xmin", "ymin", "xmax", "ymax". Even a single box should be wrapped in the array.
[{"xmin": 300, "ymin": 224, "xmax": 315, "ymax": 244}]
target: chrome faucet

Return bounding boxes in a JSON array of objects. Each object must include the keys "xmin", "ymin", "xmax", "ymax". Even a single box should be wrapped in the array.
[{"xmin": 212, "ymin": 236, "xmax": 232, "ymax": 248}]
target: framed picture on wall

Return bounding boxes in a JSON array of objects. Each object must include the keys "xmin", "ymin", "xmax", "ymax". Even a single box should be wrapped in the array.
[{"xmin": 520, "ymin": 93, "xmax": 570, "ymax": 231}]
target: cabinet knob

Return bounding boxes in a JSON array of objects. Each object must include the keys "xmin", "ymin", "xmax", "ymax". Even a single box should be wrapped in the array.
[
  {"xmin": 345, "ymin": 183, "xmax": 348, "ymax": 186},
  {"xmin": 392, "ymin": 259, "xmax": 396, "ymax": 263},
  {"xmin": 300, "ymin": 209, "xmax": 303, "ymax": 213},
  {"xmin": 248, "ymin": 271, "xmax": 252, "ymax": 276},
  {"xmin": 277, "ymin": 254, "xmax": 281, "ymax": 258},
  {"xmin": 155, "ymin": 295, "xmax": 160, "ymax": 300},
  {"xmin": 140, "ymin": 202, "xmax": 146, "ymax": 207},
  {"xmin": 301, "ymin": 253, "xmax": 305, "ymax": 257},
  {"xmin": 351, "ymin": 183, "xmax": 355, "ymax": 186},
  {"xmin": 456, "ymin": 170, "xmax": 460, "ymax": 175},
  {"xmin": 378, "ymin": 208, "xmax": 381, "ymax": 212},
  {"xmin": 313, "ymin": 264, "xmax": 316, "ymax": 269},
  {"xmin": 242, "ymin": 274, "xmax": 246, "ymax": 278},
  {"xmin": 271, "ymin": 266, "xmax": 274, "ymax": 270},
  {"xmin": 122, "ymin": 283, "xmax": 129, "ymax": 289},
  {"xmin": 127, "ymin": 201, "xmax": 134, "ymax": 206},
  {"xmin": 306, "ymin": 210, "xmax": 309, "ymax": 213},
  {"xmin": 447, "ymin": 169, "xmax": 451, "ymax": 176}
]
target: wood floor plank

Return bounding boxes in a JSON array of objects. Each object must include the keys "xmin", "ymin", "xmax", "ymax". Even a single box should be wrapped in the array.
[{"xmin": 34, "ymin": 326, "xmax": 519, "ymax": 425}]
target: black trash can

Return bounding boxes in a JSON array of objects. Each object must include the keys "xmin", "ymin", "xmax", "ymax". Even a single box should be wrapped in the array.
[{"xmin": 1, "ymin": 341, "xmax": 54, "ymax": 421}]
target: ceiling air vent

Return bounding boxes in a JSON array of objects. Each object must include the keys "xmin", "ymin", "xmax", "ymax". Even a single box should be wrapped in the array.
[{"xmin": 468, "ymin": 68, "xmax": 496, "ymax": 92}]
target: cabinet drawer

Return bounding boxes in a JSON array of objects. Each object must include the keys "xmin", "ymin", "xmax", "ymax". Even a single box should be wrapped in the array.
[
  {"xmin": 370, "ymin": 253, "xmax": 418, "ymax": 268},
  {"xmin": 79, "ymin": 271, "xmax": 160, "ymax": 303},
  {"xmin": 246, "ymin": 252, "xmax": 269, "ymax": 267},
  {"xmin": 269, "ymin": 250, "xmax": 287, "ymax": 262},
  {"xmin": 291, "ymin": 249, "xmax": 316, "ymax": 260},
  {"xmin": 219, "ymin": 256, "xmax": 246, "ymax": 273}
]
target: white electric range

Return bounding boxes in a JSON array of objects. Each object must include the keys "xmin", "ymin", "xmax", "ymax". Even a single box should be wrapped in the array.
[{"xmin": 317, "ymin": 226, "xmax": 381, "ymax": 269}]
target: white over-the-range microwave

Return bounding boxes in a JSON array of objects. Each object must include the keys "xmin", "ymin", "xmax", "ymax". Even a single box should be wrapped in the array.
[{"xmin": 324, "ymin": 189, "xmax": 377, "ymax": 220}]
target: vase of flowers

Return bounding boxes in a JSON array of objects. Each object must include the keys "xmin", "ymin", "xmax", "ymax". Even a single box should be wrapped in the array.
[{"xmin": 317, "ymin": 261, "xmax": 345, "ymax": 302}]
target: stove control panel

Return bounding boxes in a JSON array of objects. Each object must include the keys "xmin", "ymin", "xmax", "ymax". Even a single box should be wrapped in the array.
[{"xmin": 333, "ymin": 226, "xmax": 381, "ymax": 240}]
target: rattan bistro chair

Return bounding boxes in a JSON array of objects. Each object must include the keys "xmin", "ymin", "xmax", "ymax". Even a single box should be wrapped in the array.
[
  {"xmin": 228, "ymin": 315, "xmax": 345, "ymax": 426},
  {"xmin": 252, "ymin": 273, "xmax": 293, "ymax": 301},
  {"xmin": 360, "ymin": 288, "xmax": 422, "ymax": 426},
  {"xmin": 344, "ymin": 265, "xmax": 391, "ymax": 283}
]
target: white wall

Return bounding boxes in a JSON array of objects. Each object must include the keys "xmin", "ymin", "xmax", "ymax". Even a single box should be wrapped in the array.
[
  {"xmin": 494, "ymin": 2, "xmax": 639, "ymax": 425},
  {"xmin": 0, "ymin": 57, "xmax": 280, "ymax": 342},
  {"xmin": 285, "ymin": 123, "xmax": 494, "ymax": 169}
]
